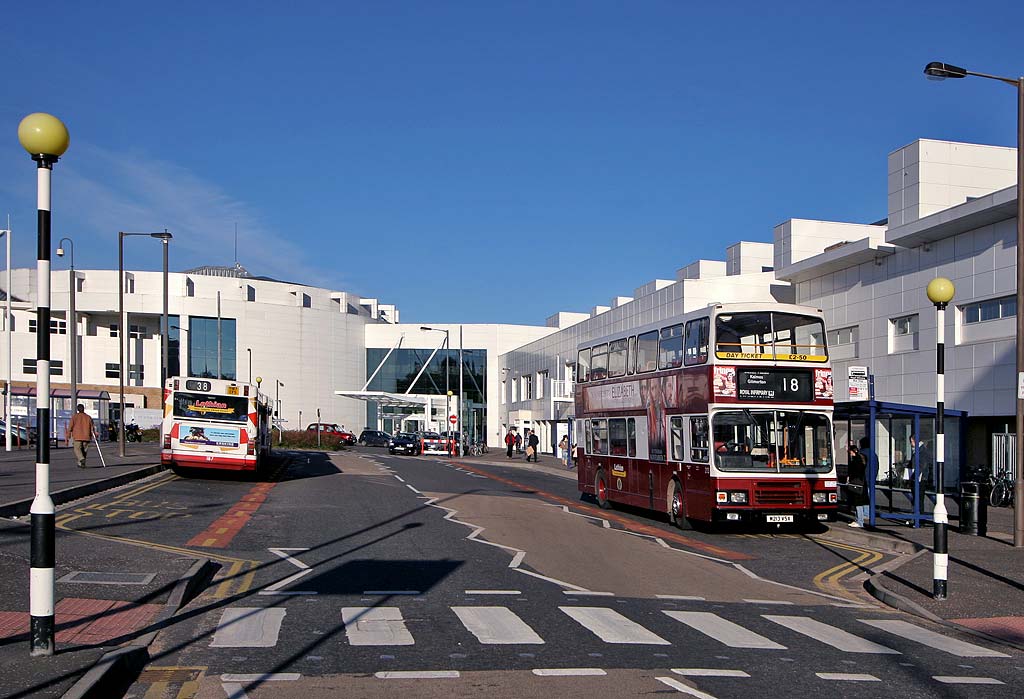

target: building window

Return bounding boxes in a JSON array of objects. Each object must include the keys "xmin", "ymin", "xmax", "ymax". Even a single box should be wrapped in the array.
[
  {"xmin": 523, "ymin": 374, "xmax": 533, "ymax": 400},
  {"xmin": 828, "ymin": 325, "xmax": 859, "ymax": 360},
  {"xmin": 246, "ymin": 285, "xmax": 256, "ymax": 302},
  {"xmin": 22, "ymin": 359, "xmax": 63, "ymax": 375},
  {"xmin": 889, "ymin": 314, "xmax": 919, "ymax": 353},
  {"xmin": 129, "ymin": 324, "xmax": 146, "ymax": 339},
  {"xmin": 537, "ymin": 371, "xmax": 547, "ymax": 399},
  {"xmin": 28, "ymin": 319, "xmax": 67, "ymax": 334},
  {"xmin": 109, "ymin": 323, "xmax": 119, "ymax": 338},
  {"xmin": 105, "ymin": 363, "xmax": 120, "ymax": 379},
  {"xmin": 188, "ymin": 316, "xmax": 237, "ymax": 380},
  {"xmin": 129, "ymin": 364, "xmax": 144, "ymax": 381},
  {"xmin": 963, "ymin": 296, "xmax": 1016, "ymax": 324}
]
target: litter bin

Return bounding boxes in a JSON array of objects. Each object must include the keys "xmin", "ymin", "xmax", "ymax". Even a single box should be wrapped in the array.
[{"xmin": 959, "ymin": 481, "xmax": 987, "ymax": 536}]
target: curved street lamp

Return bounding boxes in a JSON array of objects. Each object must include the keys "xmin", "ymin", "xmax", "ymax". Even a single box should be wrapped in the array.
[
  {"xmin": 56, "ymin": 237, "xmax": 76, "ymax": 414},
  {"xmin": 18, "ymin": 111, "xmax": 70, "ymax": 657},
  {"xmin": 924, "ymin": 61, "xmax": 1024, "ymax": 548}
]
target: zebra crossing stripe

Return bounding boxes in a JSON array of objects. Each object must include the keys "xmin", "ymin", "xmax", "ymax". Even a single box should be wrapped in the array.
[
  {"xmin": 210, "ymin": 608, "xmax": 287, "ymax": 648},
  {"xmin": 655, "ymin": 676, "xmax": 719, "ymax": 698},
  {"xmin": 858, "ymin": 619, "xmax": 1009, "ymax": 657},
  {"xmin": 453, "ymin": 606, "xmax": 544, "ymax": 644},
  {"xmin": 663, "ymin": 611, "xmax": 786, "ymax": 649},
  {"xmin": 672, "ymin": 668, "xmax": 750, "ymax": 677},
  {"xmin": 560, "ymin": 606, "xmax": 670, "ymax": 645},
  {"xmin": 816, "ymin": 673, "xmax": 880, "ymax": 681},
  {"xmin": 342, "ymin": 607, "xmax": 415, "ymax": 646},
  {"xmin": 933, "ymin": 676, "xmax": 1004, "ymax": 685},
  {"xmin": 763, "ymin": 616, "xmax": 900, "ymax": 654}
]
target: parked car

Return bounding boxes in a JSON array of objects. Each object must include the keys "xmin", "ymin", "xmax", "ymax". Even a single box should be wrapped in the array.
[
  {"xmin": 388, "ymin": 432, "xmax": 421, "ymax": 455},
  {"xmin": 307, "ymin": 423, "xmax": 357, "ymax": 445},
  {"xmin": 358, "ymin": 429, "xmax": 391, "ymax": 447}
]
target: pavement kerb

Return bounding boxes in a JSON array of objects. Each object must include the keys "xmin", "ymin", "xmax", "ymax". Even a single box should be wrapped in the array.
[
  {"xmin": 811, "ymin": 523, "xmax": 923, "ymax": 555},
  {"xmin": 60, "ymin": 557, "xmax": 220, "ymax": 699},
  {"xmin": 0, "ymin": 463, "xmax": 167, "ymax": 519},
  {"xmin": 863, "ymin": 548, "xmax": 1024, "ymax": 653}
]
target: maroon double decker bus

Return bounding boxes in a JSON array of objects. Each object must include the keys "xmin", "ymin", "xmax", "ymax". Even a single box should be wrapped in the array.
[{"xmin": 575, "ymin": 302, "xmax": 838, "ymax": 528}]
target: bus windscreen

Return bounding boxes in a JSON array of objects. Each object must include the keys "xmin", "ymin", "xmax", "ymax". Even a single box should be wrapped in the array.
[
  {"xmin": 715, "ymin": 312, "xmax": 826, "ymax": 362},
  {"xmin": 173, "ymin": 392, "xmax": 249, "ymax": 423}
]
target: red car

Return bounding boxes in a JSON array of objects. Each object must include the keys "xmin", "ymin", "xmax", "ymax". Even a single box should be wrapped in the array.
[{"xmin": 307, "ymin": 423, "xmax": 357, "ymax": 445}]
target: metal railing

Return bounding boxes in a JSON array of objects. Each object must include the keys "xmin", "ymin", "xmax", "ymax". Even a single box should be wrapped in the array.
[{"xmin": 550, "ymin": 380, "xmax": 574, "ymax": 400}]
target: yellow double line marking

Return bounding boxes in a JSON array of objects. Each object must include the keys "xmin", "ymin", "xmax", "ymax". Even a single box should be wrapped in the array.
[{"xmin": 813, "ymin": 539, "xmax": 883, "ymax": 597}]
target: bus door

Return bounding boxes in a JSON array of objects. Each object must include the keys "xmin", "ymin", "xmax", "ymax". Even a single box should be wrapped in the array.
[{"xmin": 676, "ymin": 414, "xmax": 713, "ymax": 520}]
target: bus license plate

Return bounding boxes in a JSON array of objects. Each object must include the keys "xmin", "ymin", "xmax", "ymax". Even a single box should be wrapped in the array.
[
  {"xmin": 227, "ymin": 386, "xmax": 239, "ymax": 395},
  {"xmin": 766, "ymin": 514, "xmax": 794, "ymax": 523}
]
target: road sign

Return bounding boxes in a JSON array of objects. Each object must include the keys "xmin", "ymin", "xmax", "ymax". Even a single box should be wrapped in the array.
[
  {"xmin": 848, "ymin": 366, "xmax": 869, "ymax": 400},
  {"xmin": 449, "ymin": 414, "xmax": 457, "ymax": 424}
]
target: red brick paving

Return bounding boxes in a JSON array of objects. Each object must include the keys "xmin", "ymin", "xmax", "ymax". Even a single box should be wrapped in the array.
[
  {"xmin": 953, "ymin": 616, "xmax": 1024, "ymax": 645},
  {"xmin": 0, "ymin": 598, "xmax": 161, "ymax": 645},
  {"xmin": 186, "ymin": 481, "xmax": 276, "ymax": 548}
]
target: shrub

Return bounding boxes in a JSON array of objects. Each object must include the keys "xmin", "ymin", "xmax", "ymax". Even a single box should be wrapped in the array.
[{"xmin": 276, "ymin": 430, "xmax": 344, "ymax": 451}]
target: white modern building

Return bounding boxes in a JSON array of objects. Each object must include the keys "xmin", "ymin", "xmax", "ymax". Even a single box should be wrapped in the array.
[{"xmin": 2, "ymin": 137, "xmax": 1019, "ymax": 465}]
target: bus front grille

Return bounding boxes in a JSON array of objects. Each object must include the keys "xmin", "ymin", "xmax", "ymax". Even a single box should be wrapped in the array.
[{"xmin": 754, "ymin": 484, "xmax": 805, "ymax": 506}]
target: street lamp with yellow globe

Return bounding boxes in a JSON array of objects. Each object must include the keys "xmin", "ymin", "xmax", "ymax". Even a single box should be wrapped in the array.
[
  {"xmin": 926, "ymin": 277, "xmax": 954, "ymax": 600},
  {"xmin": 17, "ymin": 112, "xmax": 69, "ymax": 657}
]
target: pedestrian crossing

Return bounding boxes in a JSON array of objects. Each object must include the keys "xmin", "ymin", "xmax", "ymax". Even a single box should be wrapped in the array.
[{"xmin": 207, "ymin": 602, "xmax": 1012, "ymax": 661}]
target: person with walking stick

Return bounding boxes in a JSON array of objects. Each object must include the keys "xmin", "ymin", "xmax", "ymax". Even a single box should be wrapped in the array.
[{"xmin": 66, "ymin": 404, "xmax": 98, "ymax": 469}]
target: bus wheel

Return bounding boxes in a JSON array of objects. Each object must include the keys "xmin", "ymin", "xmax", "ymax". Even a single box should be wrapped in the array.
[
  {"xmin": 595, "ymin": 469, "xmax": 611, "ymax": 510},
  {"xmin": 669, "ymin": 480, "xmax": 692, "ymax": 530}
]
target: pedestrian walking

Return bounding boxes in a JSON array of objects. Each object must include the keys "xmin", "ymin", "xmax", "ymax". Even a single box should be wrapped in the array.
[
  {"xmin": 559, "ymin": 435, "xmax": 569, "ymax": 466},
  {"xmin": 66, "ymin": 404, "xmax": 99, "ymax": 469},
  {"xmin": 849, "ymin": 436, "xmax": 877, "ymax": 527},
  {"xmin": 527, "ymin": 429, "xmax": 540, "ymax": 462},
  {"xmin": 514, "ymin": 431, "xmax": 522, "ymax": 455},
  {"xmin": 505, "ymin": 429, "xmax": 515, "ymax": 458}
]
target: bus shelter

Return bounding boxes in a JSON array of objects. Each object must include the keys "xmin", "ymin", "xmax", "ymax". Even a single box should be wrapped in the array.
[
  {"xmin": 834, "ymin": 400, "xmax": 967, "ymax": 528},
  {"xmin": 10, "ymin": 387, "xmax": 111, "ymax": 445}
]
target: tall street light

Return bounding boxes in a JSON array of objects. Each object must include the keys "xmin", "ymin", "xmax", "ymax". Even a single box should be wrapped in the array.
[
  {"xmin": 18, "ymin": 111, "xmax": 70, "ymax": 657},
  {"xmin": 1, "ymin": 224, "xmax": 11, "ymax": 452},
  {"xmin": 927, "ymin": 277, "xmax": 955, "ymax": 599},
  {"xmin": 924, "ymin": 61, "xmax": 1024, "ymax": 548},
  {"xmin": 421, "ymin": 326, "xmax": 451, "ymax": 452},
  {"xmin": 56, "ymin": 238, "xmax": 76, "ymax": 414},
  {"xmin": 118, "ymin": 230, "xmax": 172, "ymax": 457}
]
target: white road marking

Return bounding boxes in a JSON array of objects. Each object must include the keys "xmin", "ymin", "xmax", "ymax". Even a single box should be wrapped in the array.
[
  {"xmin": 342, "ymin": 607, "xmax": 415, "ymax": 645},
  {"xmin": 453, "ymin": 606, "xmax": 544, "ymax": 644},
  {"xmin": 210, "ymin": 607, "xmax": 286, "ymax": 648},
  {"xmin": 655, "ymin": 676, "xmax": 719, "ymax": 698},
  {"xmin": 664, "ymin": 611, "xmax": 786, "ymax": 649},
  {"xmin": 657, "ymin": 595, "xmax": 706, "ymax": 601},
  {"xmin": 563, "ymin": 590, "xmax": 615, "ymax": 596},
  {"xmin": 532, "ymin": 668, "xmax": 607, "ymax": 676},
  {"xmin": 261, "ymin": 548, "xmax": 316, "ymax": 595},
  {"xmin": 406, "ymin": 484, "xmax": 422, "ymax": 494},
  {"xmin": 375, "ymin": 671, "xmax": 460, "ymax": 679},
  {"xmin": 363, "ymin": 590, "xmax": 421, "ymax": 595},
  {"xmin": 464, "ymin": 590, "xmax": 521, "ymax": 595},
  {"xmin": 859, "ymin": 619, "xmax": 1010, "ymax": 657},
  {"xmin": 560, "ymin": 606, "xmax": 670, "ymax": 645},
  {"xmin": 815, "ymin": 673, "xmax": 880, "ymax": 681},
  {"xmin": 933, "ymin": 676, "xmax": 1004, "ymax": 685},
  {"xmin": 394, "ymin": 475, "xmax": 405, "ymax": 482},
  {"xmin": 220, "ymin": 674, "xmax": 301, "ymax": 681},
  {"xmin": 672, "ymin": 668, "xmax": 750, "ymax": 677},
  {"xmin": 763, "ymin": 616, "xmax": 899, "ymax": 654},
  {"xmin": 221, "ymin": 683, "xmax": 248, "ymax": 699},
  {"xmin": 743, "ymin": 599, "xmax": 793, "ymax": 605}
]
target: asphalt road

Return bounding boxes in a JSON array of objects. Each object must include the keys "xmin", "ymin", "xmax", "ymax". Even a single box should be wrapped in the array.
[{"xmin": 44, "ymin": 447, "xmax": 1021, "ymax": 698}]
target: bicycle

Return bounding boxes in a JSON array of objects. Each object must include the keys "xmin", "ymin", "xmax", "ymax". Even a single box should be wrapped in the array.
[
  {"xmin": 989, "ymin": 466, "xmax": 1015, "ymax": 508},
  {"xmin": 466, "ymin": 441, "xmax": 489, "ymax": 457}
]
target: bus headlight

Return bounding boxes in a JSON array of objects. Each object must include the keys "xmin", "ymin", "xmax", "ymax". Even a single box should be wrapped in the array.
[
  {"xmin": 717, "ymin": 491, "xmax": 748, "ymax": 504},
  {"xmin": 812, "ymin": 492, "xmax": 827, "ymax": 503}
]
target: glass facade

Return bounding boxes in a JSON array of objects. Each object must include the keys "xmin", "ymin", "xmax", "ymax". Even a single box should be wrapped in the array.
[
  {"xmin": 189, "ymin": 316, "xmax": 237, "ymax": 380},
  {"xmin": 365, "ymin": 348, "xmax": 487, "ymax": 440},
  {"xmin": 168, "ymin": 315, "xmax": 181, "ymax": 379}
]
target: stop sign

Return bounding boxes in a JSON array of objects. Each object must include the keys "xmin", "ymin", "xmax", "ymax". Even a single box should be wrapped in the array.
[{"xmin": 449, "ymin": 415, "xmax": 457, "ymax": 425}]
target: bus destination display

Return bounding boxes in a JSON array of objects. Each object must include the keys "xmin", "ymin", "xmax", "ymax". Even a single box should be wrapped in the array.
[
  {"xmin": 185, "ymin": 379, "xmax": 212, "ymax": 393},
  {"xmin": 737, "ymin": 369, "xmax": 812, "ymax": 402}
]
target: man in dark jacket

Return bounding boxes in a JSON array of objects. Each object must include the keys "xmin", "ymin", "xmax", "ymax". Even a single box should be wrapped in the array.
[{"xmin": 526, "ymin": 429, "xmax": 540, "ymax": 462}]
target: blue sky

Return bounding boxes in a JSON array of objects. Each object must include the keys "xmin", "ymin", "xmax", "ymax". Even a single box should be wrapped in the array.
[{"xmin": 2, "ymin": 1, "xmax": 1022, "ymax": 324}]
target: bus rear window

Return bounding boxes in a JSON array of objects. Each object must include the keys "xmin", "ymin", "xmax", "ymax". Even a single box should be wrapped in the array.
[{"xmin": 173, "ymin": 392, "xmax": 249, "ymax": 423}]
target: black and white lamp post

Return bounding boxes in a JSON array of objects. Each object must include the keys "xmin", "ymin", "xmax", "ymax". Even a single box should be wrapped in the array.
[
  {"xmin": 927, "ymin": 276, "xmax": 955, "ymax": 600},
  {"xmin": 18, "ymin": 112, "xmax": 70, "ymax": 657}
]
